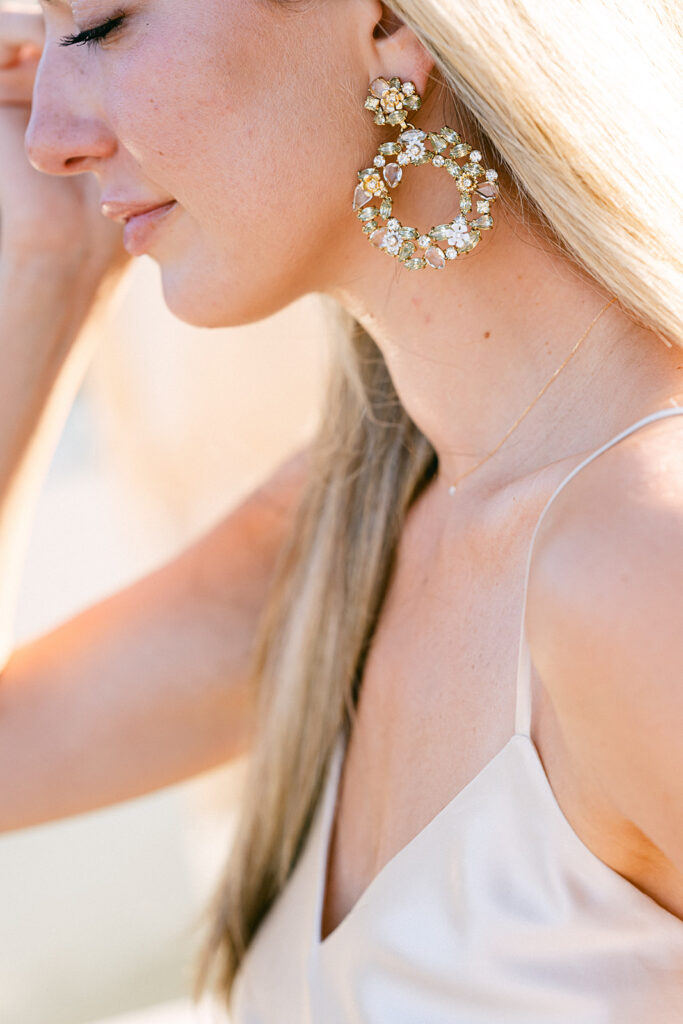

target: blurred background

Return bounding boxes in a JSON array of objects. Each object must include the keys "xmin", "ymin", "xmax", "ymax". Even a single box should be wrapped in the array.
[{"xmin": 0, "ymin": 255, "xmax": 332, "ymax": 1024}]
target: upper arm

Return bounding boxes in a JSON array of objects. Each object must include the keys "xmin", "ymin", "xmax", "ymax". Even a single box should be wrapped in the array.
[
  {"xmin": 0, "ymin": 444, "xmax": 311, "ymax": 832},
  {"xmin": 525, "ymin": 416, "xmax": 683, "ymax": 872}
]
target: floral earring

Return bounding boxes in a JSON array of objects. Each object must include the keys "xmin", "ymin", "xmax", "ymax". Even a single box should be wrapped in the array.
[{"xmin": 353, "ymin": 77, "xmax": 499, "ymax": 270}]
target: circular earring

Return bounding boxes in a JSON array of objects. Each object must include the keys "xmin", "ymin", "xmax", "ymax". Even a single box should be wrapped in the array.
[{"xmin": 353, "ymin": 77, "xmax": 499, "ymax": 270}]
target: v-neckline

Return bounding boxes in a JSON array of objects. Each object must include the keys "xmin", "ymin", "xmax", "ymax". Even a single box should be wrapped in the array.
[
  {"xmin": 315, "ymin": 730, "xmax": 523, "ymax": 947},
  {"xmin": 313, "ymin": 727, "xmax": 683, "ymax": 950}
]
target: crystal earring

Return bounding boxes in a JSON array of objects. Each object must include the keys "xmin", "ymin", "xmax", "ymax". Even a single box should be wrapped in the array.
[{"xmin": 353, "ymin": 77, "xmax": 499, "ymax": 270}]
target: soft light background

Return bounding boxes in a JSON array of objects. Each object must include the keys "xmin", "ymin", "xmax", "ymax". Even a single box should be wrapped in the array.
[{"xmin": 0, "ymin": 255, "xmax": 332, "ymax": 1024}]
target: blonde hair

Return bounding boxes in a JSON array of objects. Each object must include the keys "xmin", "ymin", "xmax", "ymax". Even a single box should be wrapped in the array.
[{"xmin": 194, "ymin": 0, "xmax": 683, "ymax": 1004}]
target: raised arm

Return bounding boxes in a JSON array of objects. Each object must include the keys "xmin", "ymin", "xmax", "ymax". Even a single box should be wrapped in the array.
[
  {"xmin": 0, "ymin": 8, "xmax": 311, "ymax": 832},
  {"xmin": 0, "ymin": 447, "xmax": 309, "ymax": 833}
]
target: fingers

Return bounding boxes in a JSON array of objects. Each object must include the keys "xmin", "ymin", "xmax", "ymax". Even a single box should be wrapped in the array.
[
  {"xmin": 0, "ymin": 6, "xmax": 43, "ymax": 106},
  {"xmin": 0, "ymin": 6, "xmax": 44, "ymax": 68},
  {"xmin": 0, "ymin": 52, "xmax": 38, "ymax": 104}
]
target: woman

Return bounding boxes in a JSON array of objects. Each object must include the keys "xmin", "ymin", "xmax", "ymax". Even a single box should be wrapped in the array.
[{"xmin": 1, "ymin": 0, "xmax": 682, "ymax": 1020}]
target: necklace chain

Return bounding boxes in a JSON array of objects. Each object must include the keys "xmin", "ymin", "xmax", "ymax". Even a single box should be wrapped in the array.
[{"xmin": 447, "ymin": 296, "xmax": 617, "ymax": 495}]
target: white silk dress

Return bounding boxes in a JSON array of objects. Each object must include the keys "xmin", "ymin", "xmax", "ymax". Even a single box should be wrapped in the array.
[{"xmin": 231, "ymin": 406, "xmax": 683, "ymax": 1023}]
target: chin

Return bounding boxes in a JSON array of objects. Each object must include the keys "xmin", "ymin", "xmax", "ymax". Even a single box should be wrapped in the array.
[
  {"xmin": 157, "ymin": 251, "xmax": 304, "ymax": 328},
  {"xmin": 156, "ymin": 261, "xmax": 256, "ymax": 328}
]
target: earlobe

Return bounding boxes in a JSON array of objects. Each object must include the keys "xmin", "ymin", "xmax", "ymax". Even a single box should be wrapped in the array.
[{"xmin": 369, "ymin": 4, "xmax": 436, "ymax": 97}]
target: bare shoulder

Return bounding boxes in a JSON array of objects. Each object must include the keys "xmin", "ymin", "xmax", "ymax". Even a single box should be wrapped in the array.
[{"xmin": 524, "ymin": 410, "xmax": 683, "ymax": 872}]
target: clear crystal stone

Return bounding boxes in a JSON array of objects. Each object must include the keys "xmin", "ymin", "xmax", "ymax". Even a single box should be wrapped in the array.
[
  {"xmin": 369, "ymin": 227, "xmax": 387, "ymax": 248},
  {"xmin": 402, "ymin": 81, "xmax": 416, "ymax": 95},
  {"xmin": 387, "ymin": 217, "xmax": 400, "ymax": 231},
  {"xmin": 470, "ymin": 150, "xmax": 482, "ymax": 162},
  {"xmin": 383, "ymin": 163, "xmax": 403, "ymax": 188},
  {"xmin": 445, "ymin": 247, "xmax": 458, "ymax": 260},
  {"xmin": 373, "ymin": 155, "xmax": 385, "ymax": 168},
  {"xmin": 353, "ymin": 185, "xmax": 372, "ymax": 210},
  {"xmin": 433, "ymin": 154, "xmax": 445, "ymax": 167},
  {"xmin": 417, "ymin": 234, "xmax": 431, "ymax": 248},
  {"xmin": 485, "ymin": 169, "xmax": 499, "ymax": 181},
  {"xmin": 426, "ymin": 246, "xmax": 446, "ymax": 270},
  {"xmin": 399, "ymin": 129, "xmax": 427, "ymax": 144},
  {"xmin": 397, "ymin": 152, "xmax": 410, "ymax": 166},
  {"xmin": 370, "ymin": 77, "xmax": 390, "ymax": 98}
]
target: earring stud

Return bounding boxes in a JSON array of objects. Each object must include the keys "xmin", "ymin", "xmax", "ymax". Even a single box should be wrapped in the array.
[{"xmin": 354, "ymin": 77, "xmax": 499, "ymax": 270}]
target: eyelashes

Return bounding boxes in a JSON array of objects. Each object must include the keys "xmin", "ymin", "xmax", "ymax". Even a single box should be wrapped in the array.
[{"xmin": 59, "ymin": 13, "xmax": 126, "ymax": 49}]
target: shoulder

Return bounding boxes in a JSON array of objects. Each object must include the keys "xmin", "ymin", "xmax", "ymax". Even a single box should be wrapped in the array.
[{"xmin": 525, "ymin": 411, "xmax": 683, "ymax": 866}]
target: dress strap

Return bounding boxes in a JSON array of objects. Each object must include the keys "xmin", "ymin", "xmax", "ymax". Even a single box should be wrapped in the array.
[{"xmin": 514, "ymin": 403, "xmax": 683, "ymax": 737}]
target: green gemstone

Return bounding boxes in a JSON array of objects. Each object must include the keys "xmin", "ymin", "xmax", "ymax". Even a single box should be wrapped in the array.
[
  {"xmin": 471, "ymin": 214, "xmax": 493, "ymax": 229},
  {"xmin": 374, "ymin": 111, "xmax": 386, "ymax": 125},
  {"xmin": 358, "ymin": 207, "xmax": 378, "ymax": 221},
  {"xmin": 428, "ymin": 133, "xmax": 448, "ymax": 152},
  {"xmin": 378, "ymin": 142, "xmax": 401, "ymax": 155},
  {"xmin": 358, "ymin": 167, "xmax": 376, "ymax": 180},
  {"xmin": 459, "ymin": 162, "xmax": 483, "ymax": 179},
  {"xmin": 364, "ymin": 96, "xmax": 380, "ymax": 111},
  {"xmin": 460, "ymin": 195, "xmax": 472, "ymax": 212},
  {"xmin": 397, "ymin": 226, "xmax": 418, "ymax": 239},
  {"xmin": 362, "ymin": 220, "xmax": 378, "ymax": 234},
  {"xmin": 387, "ymin": 110, "xmax": 405, "ymax": 125},
  {"xmin": 380, "ymin": 197, "xmax": 393, "ymax": 219},
  {"xmin": 398, "ymin": 241, "xmax": 416, "ymax": 261},
  {"xmin": 389, "ymin": 76, "xmax": 401, "ymax": 88},
  {"xmin": 404, "ymin": 257, "xmax": 426, "ymax": 270},
  {"xmin": 451, "ymin": 143, "xmax": 471, "ymax": 158},
  {"xmin": 440, "ymin": 126, "xmax": 460, "ymax": 144},
  {"xmin": 403, "ymin": 95, "xmax": 421, "ymax": 110},
  {"xmin": 444, "ymin": 160, "xmax": 459, "ymax": 176},
  {"xmin": 414, "ymin": 152, "xmax": 431, "ymax": 165},
  {"xmin": 430, "ymin": 224, "xmax": 453, "ymax": 241}
]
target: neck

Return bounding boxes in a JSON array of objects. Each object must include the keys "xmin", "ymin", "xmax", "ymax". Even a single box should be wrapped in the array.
[{"xmin": 327, "ymin": 202, "xmax": 682, "ymax": 501}]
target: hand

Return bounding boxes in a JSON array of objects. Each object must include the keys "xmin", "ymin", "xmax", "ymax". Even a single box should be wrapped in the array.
[{"xmin": 0, "ymin": 2, "xmax": 129, "ymax": 279}]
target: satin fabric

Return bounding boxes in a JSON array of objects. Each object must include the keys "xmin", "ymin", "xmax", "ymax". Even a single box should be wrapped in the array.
[{"xmin": 231, "ymin": 407, "xmax": 683, "ymax": 1023}]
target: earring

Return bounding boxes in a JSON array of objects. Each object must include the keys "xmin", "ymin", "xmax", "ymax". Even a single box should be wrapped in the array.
[{"xmin": 353, "ymin": 77, "xmax": 499, "ymax": 270}]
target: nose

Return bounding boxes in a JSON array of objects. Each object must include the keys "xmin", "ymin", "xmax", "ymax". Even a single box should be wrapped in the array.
[{"xmin": 24, "ymin": 48, "xmax": 116, "ymax": 176}]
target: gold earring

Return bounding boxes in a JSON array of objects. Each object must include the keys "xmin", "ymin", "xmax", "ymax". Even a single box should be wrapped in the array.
[{"xmin": 353, "ymin": 77, "xmax": 499, "ymax": 270}]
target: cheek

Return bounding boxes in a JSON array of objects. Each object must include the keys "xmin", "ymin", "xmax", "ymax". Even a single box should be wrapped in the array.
[{"xmin": 99, "ymin": 4, "xmax": 366, "ymax": 321}]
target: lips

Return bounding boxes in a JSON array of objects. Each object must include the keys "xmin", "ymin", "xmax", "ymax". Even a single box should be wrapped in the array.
[{"xmin": 101, "ymin": 199, "xmax": 177, "ymax": 223}]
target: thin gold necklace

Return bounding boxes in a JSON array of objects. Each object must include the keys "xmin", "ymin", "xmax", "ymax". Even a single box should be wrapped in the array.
[{"xmin": 446, "ymin": 296, "xmax": 617, "ymax": 495}]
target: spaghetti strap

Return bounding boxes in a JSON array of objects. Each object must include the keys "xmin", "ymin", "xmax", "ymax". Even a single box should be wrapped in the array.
[{"xmin": 514, "ymin": 403, "xmax": 683, "ymax": 737}]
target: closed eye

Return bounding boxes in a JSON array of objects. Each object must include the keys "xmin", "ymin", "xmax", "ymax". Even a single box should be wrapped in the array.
[{"xmin": 59, "ymin": 13, "xmax": 125, "ymax": 48}]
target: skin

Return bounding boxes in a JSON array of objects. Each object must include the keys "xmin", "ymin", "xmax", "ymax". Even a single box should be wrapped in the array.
[{"xmin": 9, "ymin": 0, "xmax": 683, "ymax": 933}]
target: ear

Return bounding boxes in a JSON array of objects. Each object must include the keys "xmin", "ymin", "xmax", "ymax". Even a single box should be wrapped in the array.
[{"xmin": 367, "ymin": 2, "xmax": 436, "ymax": 97}]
